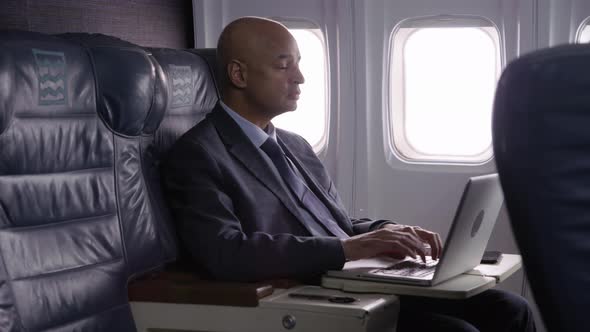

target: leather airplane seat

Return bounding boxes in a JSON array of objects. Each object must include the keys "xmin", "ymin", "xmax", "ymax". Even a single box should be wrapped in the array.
[
  {"xmin": 493, "ymin": 43, "xmax": 590, "ymax": 332},
  {"xmin": 59, "ymin": 33, "xmax": 179, "ymax": 277},
  {"xmin": 146, "ymin": 47, "xmax": 218, "ymax": 177},
  {"xmin": 0, "ymin": 30, "xmax": 175, "ymax": 331}
]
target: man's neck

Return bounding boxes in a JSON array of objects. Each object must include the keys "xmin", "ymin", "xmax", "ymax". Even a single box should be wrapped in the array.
[{"xmin": 221, "ymin": 98, "xmax": 271, "ymax": 129}]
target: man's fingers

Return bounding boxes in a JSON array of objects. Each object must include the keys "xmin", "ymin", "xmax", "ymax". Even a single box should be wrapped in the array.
[
  {"xmin": 378, "ymin": 239, "xmax": 417, "ymax": 260},
  {"xmin": 343, "ymin": 226, "xmax": 443, "ymax": 261},
  {"xmin": 381, "ymin": 228, "xmax": 423, "ymax": 248},
  {"xmin": 434, "ymin": 234, "xmax": 443, "ymax": 259},
  {"xmin": 414, "ymin": 228, "xmax": 443, "ymax": 260},
  {"xmin": 408, "ymin": 227, "xmax": 432, "ymax": 262},
  {"xmin": 419, "ymin": 232, "xmax": 438, "ymax": 258},
  {"xmin": 368, "ymin": 236, "xmax": 417, "ymax": 260},
  {"xmin": 382, "ymin": 233, "xmax": 427, "ymax": 260},
  {"xmin": 391, "ymin": 228, "xmax": 430, "ymax": 260},
  {"xmin": 427, "ymin": 232, "xmax": 443, "ymax": 259}
]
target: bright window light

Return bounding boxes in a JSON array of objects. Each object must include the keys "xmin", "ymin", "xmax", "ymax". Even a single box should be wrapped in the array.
[
  {"xmin": 578, "ymin": 24, "xmax": 590, "ymax": 43},
  {"xmin": 272, "ymin": 29, "xmax": 328, "ymax": 152},
  {"xmin": 389, "ymin": 25, "xmax": 500, "ymax": 163}
]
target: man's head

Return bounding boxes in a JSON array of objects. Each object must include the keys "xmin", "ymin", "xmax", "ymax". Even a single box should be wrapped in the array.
[{"xmin": 217, "ymin": 17, "xmax": 305, "ymax": 127}]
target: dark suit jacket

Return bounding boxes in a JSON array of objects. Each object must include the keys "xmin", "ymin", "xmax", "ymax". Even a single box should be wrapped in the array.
[{"xmin": 163, "ymin": 104, "xmax": 391, "ymax": 281}]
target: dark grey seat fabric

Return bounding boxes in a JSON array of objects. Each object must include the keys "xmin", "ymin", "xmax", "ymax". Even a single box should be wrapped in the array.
[
  {"xmin": 493, "ymin": 43, "xmax": 590, "ymax": 332},
  {"xmin": 0, "ymin": 31, "xmax": 177, "ymax": 331}
]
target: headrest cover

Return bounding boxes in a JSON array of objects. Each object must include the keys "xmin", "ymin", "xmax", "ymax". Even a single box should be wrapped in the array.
[
  {"xmin": 0, "ymin": 31, "xmax": 95, "ymax": 135},
  {"xmin": 60, "ymin": 33, "xmax": 167, "ymax": 136},
  {"xmin": 147, "ymin": 48, "xmax": 218, "ymax": 117}
]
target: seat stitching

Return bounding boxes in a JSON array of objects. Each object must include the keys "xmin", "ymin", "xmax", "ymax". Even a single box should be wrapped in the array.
[{"xmin": 11, "ymin": 256, "xmax": 123, "ymax": 282}]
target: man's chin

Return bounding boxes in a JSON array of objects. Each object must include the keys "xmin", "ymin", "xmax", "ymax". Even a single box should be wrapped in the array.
[
  {"xmin": 285, "ymin": 102, "xmax": 299, "ymax": 112},
  {"xmin": 274, "ymin": 105, "xmax": 298, "ymax": 116}
]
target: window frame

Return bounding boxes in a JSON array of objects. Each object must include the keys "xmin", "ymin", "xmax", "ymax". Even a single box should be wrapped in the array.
[
  {"xmin": 272, "ymin": 18, "xmax": 331, "ymax": 154},
  {"xmin": 385, "ymin": 15, "xmax": 504, "ymax": 166},
  {"xmin": 575, "ymin": 16, "xmax": 590, "ymax": 43}
]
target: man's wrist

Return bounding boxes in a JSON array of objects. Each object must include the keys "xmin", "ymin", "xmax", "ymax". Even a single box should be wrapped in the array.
[{"xmin": 340, "ymin": 238, "xmax": 351, "ymax": 261}]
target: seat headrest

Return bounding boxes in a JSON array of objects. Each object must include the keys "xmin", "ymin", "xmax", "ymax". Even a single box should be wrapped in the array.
[
  {"xmin": 60, "ymin": 33, "xmax": 167, "ymax": 136},
  {"xmin": 493, "ymin": 43, "xmax": 590, "ymax": 332},
  {"xmin": 147, "ymin": 48, "xmax": 218, "ymax": 117},
  {"xmin": 0, "ymin": 30, "xmax": 95, "ymax": 136},
  {"xmin": 494, "ymin": 43, "xmax": 590, "ymax": 165},
  {"xmin": 145, "ymin": 48, "xmax": 219, "ymax": 155}
]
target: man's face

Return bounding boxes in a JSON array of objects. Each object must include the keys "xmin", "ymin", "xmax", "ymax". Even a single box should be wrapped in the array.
[{"xmin": 244, "ymin": 32, "xmax": 305, "ymax": 118}]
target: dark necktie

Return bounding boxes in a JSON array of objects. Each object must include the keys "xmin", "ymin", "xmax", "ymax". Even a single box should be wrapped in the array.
[{"xmin": 260, "ymin": 137, "xmax": 349, "ymax": 238}]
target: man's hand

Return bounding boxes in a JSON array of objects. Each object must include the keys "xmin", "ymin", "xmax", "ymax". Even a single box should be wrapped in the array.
[{"xmin": 340, "ymin": 224, "xmax": 442, "ymax": 262}]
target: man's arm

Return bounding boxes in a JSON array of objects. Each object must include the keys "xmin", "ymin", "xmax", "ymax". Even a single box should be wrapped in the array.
[
  {"xmin": 349, "ymin": 217, "xmax": 395, "ymax": 234},
  {"xmin": 285, "ymin": 132, "xmax": 442, "ymax": 262},
  {"xmin": 162, "ymin": 139, "xmax": 346, "ymax": 282}
]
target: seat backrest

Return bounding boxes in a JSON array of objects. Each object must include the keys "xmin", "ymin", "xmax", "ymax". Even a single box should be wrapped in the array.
[
  {"xmin": 493, "ymin": 43, "xmax": 590, "ymax": 332},
  {"xmin": 144, "ymin": 47, "xmax": 219, "ymax": 267},
  {"xmin": 0, "ymin": 31, "xmax": 176, "ymax": 331},
  {"xmin": 60, "ymin": 32, "xmax": 179, "ymax": 277},
  {"xmin": 146, "ymin": 47, "xmax": 219, "ymax": 159}
]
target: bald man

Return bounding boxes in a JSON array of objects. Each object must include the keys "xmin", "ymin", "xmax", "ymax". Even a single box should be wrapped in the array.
[{"xmin": 163, "ymin": 17, "xmax": 535, "ymax": 332}]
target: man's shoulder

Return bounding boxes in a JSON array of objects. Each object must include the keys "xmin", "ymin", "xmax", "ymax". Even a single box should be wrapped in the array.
[
  {"xmin": 173, "ymin": 114, "xmax": 217, "ymax": 147},
  {"xmin": 276, "ymin": 128, "xmax": 313, "ymax": 152},
  {"xmin": 164, "ymin": 113, "xmax": 222, "ymax": 164},
  {"xmin": 276, "ymin": 128, "xmax": 325, "ymax": 169}
]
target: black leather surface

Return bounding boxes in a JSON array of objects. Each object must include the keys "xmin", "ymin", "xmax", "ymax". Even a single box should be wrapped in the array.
[
  {"xmin": 60, "ymin": 33, "xmax": 179, "ymax": 278},
  {"xmin": 0, "ymin": 31, "xmax": 190, "ymax": 331},
  {"xmin": 145, "ymin": 47, "xmax": 220, "ymax": 269},
  {"xmin": 0, "ymin": 30, "xmax": 131, "ymax": 331},
  {"xmin": 60, "ymin": 33, "xmax": 169, "ymax": 137},
  {"xmin": 493, "ymin": 43, "xmax": 590, "ymax": 332},
  {"xmin": 147, "ymin": 47, "xmax": 219, "ymax": 157}
]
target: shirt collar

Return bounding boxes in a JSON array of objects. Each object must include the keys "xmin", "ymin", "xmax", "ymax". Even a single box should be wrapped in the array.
[{"xmin": 219, "ymin": 101, "xmax": 272, "ymax": 148}]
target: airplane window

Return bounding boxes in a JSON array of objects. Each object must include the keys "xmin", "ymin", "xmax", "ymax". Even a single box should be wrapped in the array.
[
  {"xmin": 578, "ymin": 24, "xmax": 590, "ymax": 43},
  {"xmin": 389, "ymin": 25, "xmax": 500, "ymax": 163},
  {"xmin": 273, "ymin": 28, "xmax": 328, "ymax": 152}
]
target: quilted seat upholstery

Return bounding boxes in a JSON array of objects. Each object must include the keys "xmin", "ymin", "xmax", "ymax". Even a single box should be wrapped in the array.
[{"xmin": 0, "ymin": 31, "xmax": 176, "ymax": 331}]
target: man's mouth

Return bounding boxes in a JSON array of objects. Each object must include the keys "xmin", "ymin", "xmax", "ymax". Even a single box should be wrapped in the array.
[{"xmin": 288, "ymin": 90, "xmax": 301, "ymax": 99}]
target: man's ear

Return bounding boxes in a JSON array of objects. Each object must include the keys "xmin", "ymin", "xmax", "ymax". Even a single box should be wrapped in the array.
[{"xmin": 227, "ymin": 60, "xmax": 247, "ymax": 88}]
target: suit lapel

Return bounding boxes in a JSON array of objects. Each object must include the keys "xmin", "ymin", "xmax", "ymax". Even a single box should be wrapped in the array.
[
  {"xmin": 209, "ymin": 105, "xmax": 320, "ymax": 235},
  {"xmin": 277, "ymin": 134, "xmax": 352, "ymax": 233}
]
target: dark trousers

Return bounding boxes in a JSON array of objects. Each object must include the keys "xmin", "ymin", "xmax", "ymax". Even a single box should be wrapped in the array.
[{"xmin": 397, "ymin": 289, "xmax": 536, "ymax": 332}]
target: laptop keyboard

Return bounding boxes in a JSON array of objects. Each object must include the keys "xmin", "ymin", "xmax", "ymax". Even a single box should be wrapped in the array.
[{"xmin": 376, "ymin": 257, "xmax": 438, "ymax": 278}]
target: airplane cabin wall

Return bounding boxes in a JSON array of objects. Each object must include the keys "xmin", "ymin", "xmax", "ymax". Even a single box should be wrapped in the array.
[{"xmin": 540, "ymin": 0, "xmax": 590, "ymax": 47}]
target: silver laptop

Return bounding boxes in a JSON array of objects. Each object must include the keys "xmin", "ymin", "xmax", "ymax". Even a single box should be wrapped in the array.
[{"xmin": 326, "ymin": 173, "xmax": 503, "ymax": 287}]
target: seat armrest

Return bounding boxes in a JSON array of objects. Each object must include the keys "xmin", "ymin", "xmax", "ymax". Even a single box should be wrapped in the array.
[{"xmin": 128, "ymin": 271, "xmax": 299, "ymax": 307}]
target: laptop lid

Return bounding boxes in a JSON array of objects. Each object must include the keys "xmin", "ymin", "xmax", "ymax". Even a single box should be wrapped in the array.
[
  {"xmin": 325, "ymin": 173, "xmax": 503, "ymax": 286},
  {"xmin": 430, "ymin": 173, "xmax": 503, "ymax": 285}
]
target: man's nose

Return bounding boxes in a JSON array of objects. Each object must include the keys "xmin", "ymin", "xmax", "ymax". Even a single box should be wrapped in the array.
[{"xmin": 293, "ymin": 66, "xmax": 305, "ymax": 84}]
